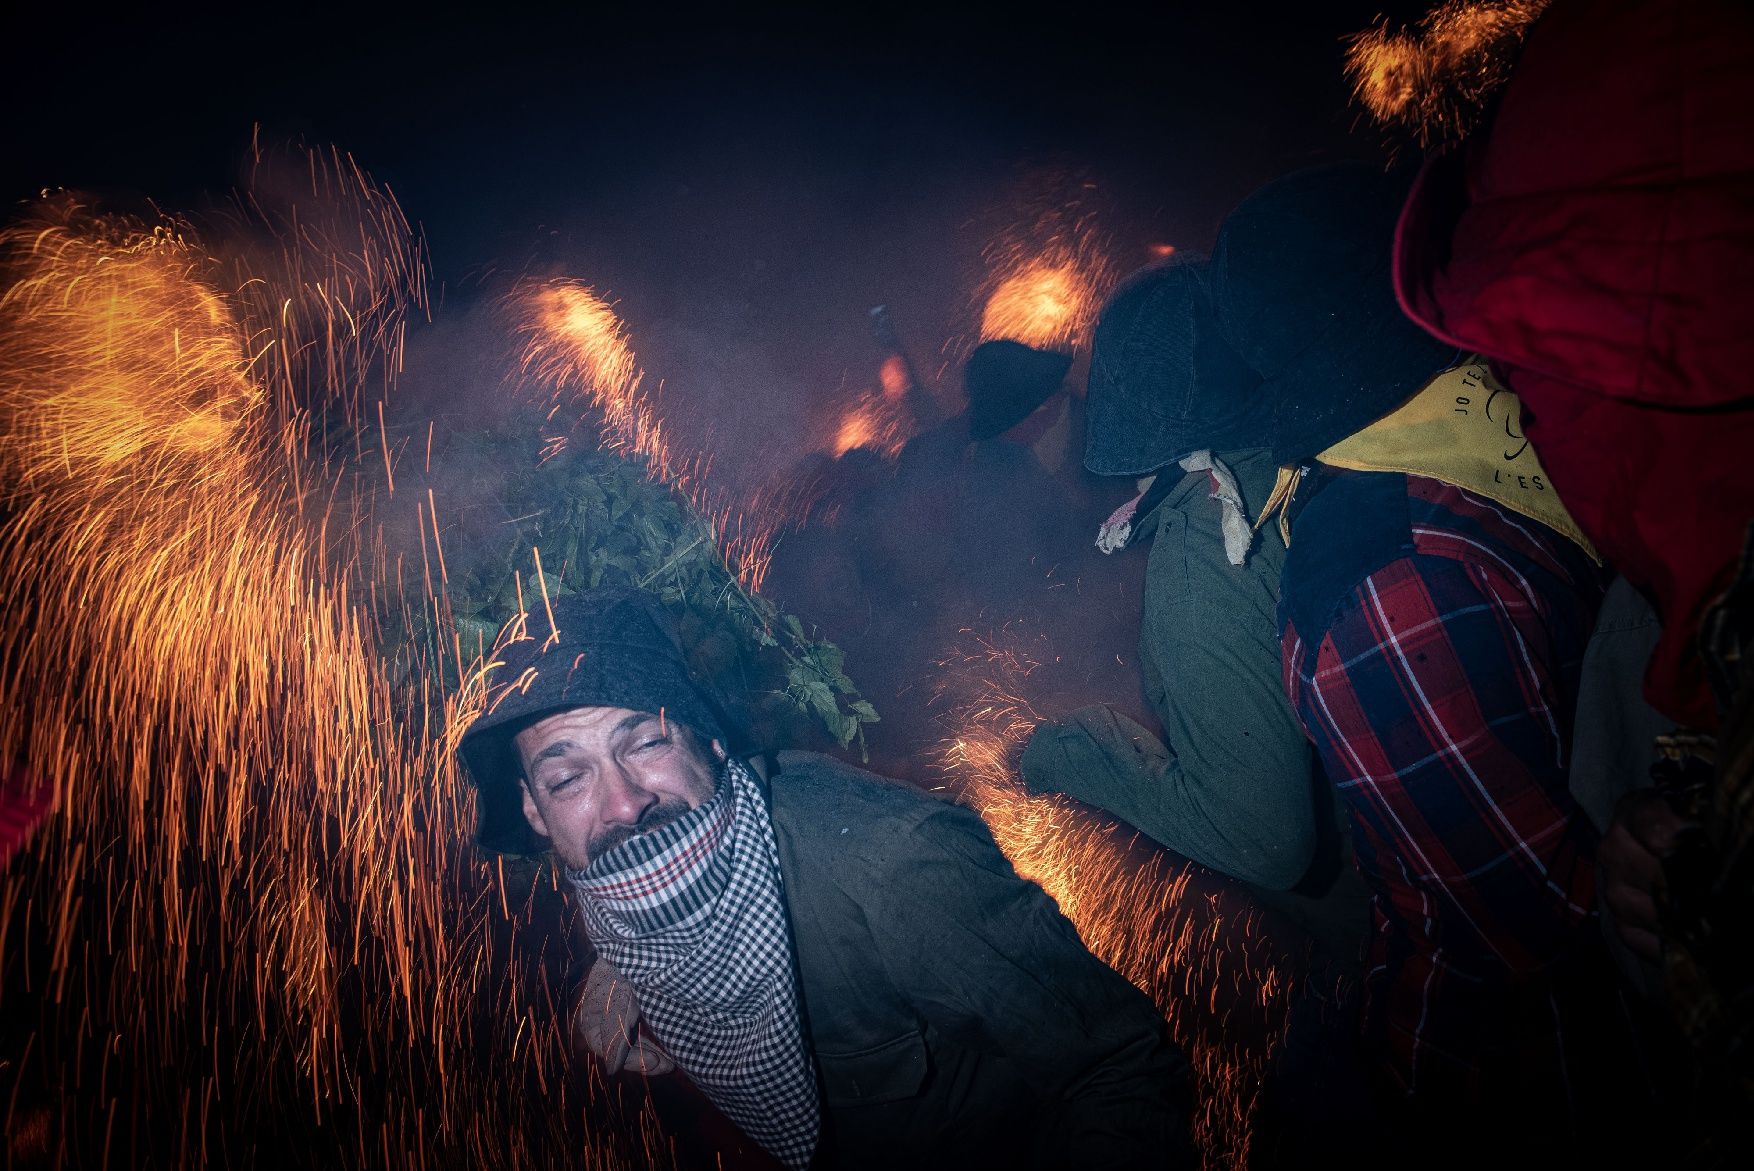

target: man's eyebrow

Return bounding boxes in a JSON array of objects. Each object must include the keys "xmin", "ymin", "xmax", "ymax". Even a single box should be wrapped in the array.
[
  {"xmin": 616, "ymin": 712, "xmax": 658, "ymax": 735},
  {"xmin": 530, "ymin": 739, "xmax": 578, "ymax": 765}
]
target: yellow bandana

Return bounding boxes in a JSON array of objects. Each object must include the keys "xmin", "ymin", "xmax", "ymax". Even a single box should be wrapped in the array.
[{"xmin": 1311, "ymin": 358, "xmax": 1599, "ymax": 561}]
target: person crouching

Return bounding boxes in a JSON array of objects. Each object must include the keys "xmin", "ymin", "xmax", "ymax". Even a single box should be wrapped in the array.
[{"xmin": 457, "ymin": 587, "xmax": 1193, "ymax": 1170}]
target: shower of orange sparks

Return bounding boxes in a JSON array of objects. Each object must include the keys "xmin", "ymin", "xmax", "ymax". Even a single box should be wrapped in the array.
[
  {"xmin": 829, "ymin": 388, "xmax": 909, "ymax": 459},
  {"xmin": 514, "ymin": 281, "xmax": 653, "ymax": 461},
  {"xmin": 975, "ymin": 184, "xmax": 1116, "ymax": 354},
  {"xmin": 0, "ymin": 196, "xmax": 671, "ymax": 1168},
  {"xmin": 222, "ymin": 133, "xmax": 432, "ymax": 426},
  {"xmin": 0, "ymin": 204, "xmax": 259, "ymax": 492},
  {"xmin": 0, "ymin": 162, "xmax": 1300, "ymax": 1169},
  {"xmin": 931, "ymin": 627, "xmax": 1300, "ymax": 1170},
  {"xmin": 1344, "ymin": 0, "xmax": 1551, "ymax": 149},
  {"xmin": 979, "ymin": 259, "xmax": 1094, "ymax": 352},
  {"xmin": 510, "ymin": 278, "xmax": 790, "ymax": 596}
]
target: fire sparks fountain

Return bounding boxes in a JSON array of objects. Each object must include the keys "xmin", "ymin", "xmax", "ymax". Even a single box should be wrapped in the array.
[{"xmin": 0, "ymin": 148, "xmax": 1301, "ymax": 1170}]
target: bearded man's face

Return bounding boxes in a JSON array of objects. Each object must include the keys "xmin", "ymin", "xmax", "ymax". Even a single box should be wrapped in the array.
[{"xmin": 513, "ymin": 705, "xmax": 719, "ymax": 870}]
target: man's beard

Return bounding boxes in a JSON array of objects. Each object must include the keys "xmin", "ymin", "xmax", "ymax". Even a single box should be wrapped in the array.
[{"xmin": 587, "ymin": 772, "xmax": 720, "ymax": 861}]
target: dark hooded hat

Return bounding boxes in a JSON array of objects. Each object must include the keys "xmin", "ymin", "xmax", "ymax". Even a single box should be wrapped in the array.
[
  {"xmin": 1083, "ymin": 253, "xmax": 1266, "ymax": 477},
  {"xmin": 456, "ymin": 588, "xmax": 731, "ymax": 855},
  {"xmin": 1210, "ymin": 161, "xmax": 1461, "ymax": 467},
  {"xmin": 963, "ymin": 339, "xmax": 1074, "ymax": 441}
]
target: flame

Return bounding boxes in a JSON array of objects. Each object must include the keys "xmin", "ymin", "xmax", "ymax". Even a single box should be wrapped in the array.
[
  {"xmin": 975, "ymin": 182, "xmax": 1116, "ymax": 353},
  {"xmin": 878, "ymin": 354, "xmax": 911, "ymax": 399},
  {"xmin": 979, "ymin": 259, "xmax": 1094, "ymax": 352},
  {"xmin": 832, "ymin": 407, "xmax": 878, "ymax": 456}
]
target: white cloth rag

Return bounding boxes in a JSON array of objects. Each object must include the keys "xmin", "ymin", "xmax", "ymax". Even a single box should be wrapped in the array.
[{"xmin": 1094, "ymin": 450, "xmax": 1254, "ymax": 566}]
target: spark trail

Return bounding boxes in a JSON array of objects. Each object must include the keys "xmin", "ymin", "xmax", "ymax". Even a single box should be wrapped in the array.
[
  {"xmin": 976, "ymin": 184, "xmax": 1116, "ymax": 354},
  {"xmin": 934, "ymin": 627, "xmax": 1299, "ymax": 1170},
  {"xmin": 513, "ymin": 280, "xmax": 783, "ymax": 596},
  {"xmin": 0, "ymin": 191, "xmax": 663, "ymax": 1169}
]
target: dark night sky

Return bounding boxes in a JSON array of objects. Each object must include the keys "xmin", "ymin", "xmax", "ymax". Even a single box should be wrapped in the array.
[
  {"xmin": 2, "ymin": 4, "xmax": 1436, "ymax": 259},
  {"xmin": 2, "ymin": 2, "xmax": 1432, "ymax": 456}
]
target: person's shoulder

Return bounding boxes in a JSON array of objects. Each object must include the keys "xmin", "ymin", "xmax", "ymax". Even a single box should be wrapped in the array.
[
  {"xmin": 768, "ymin": 751, "xmax": 953, "ymax": 832},
  {"xmin": 766, "ymin": 754, "xmax": 1021, "ymax": 921},
  {"xmin": 1278, "ymin": 468, "xmax": 1413, "ymax": 645},
  {"xmin": 1145, "ymin": 449, "xmax": 1286, "ymax": 613},
  {"xmin": 765, "ymin": 752, "xmax": 1002, "ymax": 884}
]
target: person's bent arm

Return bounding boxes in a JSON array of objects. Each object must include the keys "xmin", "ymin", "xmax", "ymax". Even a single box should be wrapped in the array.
[
  {"xmin": 873, "ymin": 804, "xmax": 1194, "ymax": 1170},
  {"xmin": 1022, "ymin": 599, "xmax": 1318, "ymax": 890},
  {"xmin": 1022, "ymin": 469, "xmax": 1319, "ymax": 890}
]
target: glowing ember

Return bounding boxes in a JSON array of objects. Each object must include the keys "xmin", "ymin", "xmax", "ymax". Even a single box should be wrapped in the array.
[
  {"xmin": 1345, "ymin": 0, "xmax": 1551, "ymax": 148},
  {"xmin": 829, "ymin": 388, "xmax": 909, "ymax": 459},
  {"xmin": 979, "ymin": 260, "xmax": 1093, "ymax": 351}
]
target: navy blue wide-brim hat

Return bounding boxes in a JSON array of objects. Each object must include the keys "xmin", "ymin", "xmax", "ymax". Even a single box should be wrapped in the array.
[
  {"xmin": 965, "ymin": 339, "xmax": 1074, "ymax": 441},
  {"xmin": 1084, "ymin": 253, "xmax": 1267, "ymax": 477},
  {"xmin": 1210, "ymin": 161, "xmax": 1462, "ymax": 468},
  {"xmin": 456, "ymin": 588, "xmax": 730, "ymax": 856}
]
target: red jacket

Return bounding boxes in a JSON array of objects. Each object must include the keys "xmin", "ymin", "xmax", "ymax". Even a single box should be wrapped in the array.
[{"xmin": 1394, "ymin": 0, "xmax": 1754, "ymax": 729}]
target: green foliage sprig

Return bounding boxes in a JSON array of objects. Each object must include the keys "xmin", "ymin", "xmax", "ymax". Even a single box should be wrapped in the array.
[{"xmin": 381, "ymin": 417, "xmax": 878, "ymax": 756}]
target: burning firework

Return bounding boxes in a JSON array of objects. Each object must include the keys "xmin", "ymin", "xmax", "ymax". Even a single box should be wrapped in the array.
[
  {"xmin": 1345, "ymin": 0, "xmax": 1552, "ymax": 150},
  {"xmin": 975, "ymin": 179, "xmax": 1116, "ymax": 353}
]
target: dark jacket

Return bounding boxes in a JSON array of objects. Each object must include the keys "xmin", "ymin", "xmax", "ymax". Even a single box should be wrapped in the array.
[{"xmin": 764, "ymin": 750, "xmax": 1192, "ymax": 1170}]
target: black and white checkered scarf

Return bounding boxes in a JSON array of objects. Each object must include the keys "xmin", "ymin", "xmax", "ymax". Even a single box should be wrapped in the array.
[{"xmin": 568, "ymin": 757, "xmax": 819, "ymax": 1169}]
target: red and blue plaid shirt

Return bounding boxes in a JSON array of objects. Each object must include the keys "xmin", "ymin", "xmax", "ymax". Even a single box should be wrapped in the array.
[{"xmin": 1280, "ymin": 473, "xmax": 1606, "ymax": 1099}]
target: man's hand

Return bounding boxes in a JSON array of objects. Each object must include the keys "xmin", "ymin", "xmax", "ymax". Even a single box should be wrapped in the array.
[
  {"xmin": 1598, "ymin": 789, "xmax": 1693, "ymax": 962},
  {"xmin": 571, "ymin": 960, "xmax": 675, "ymax": 1076}
]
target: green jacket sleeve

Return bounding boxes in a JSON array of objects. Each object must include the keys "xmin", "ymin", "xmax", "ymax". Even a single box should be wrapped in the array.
[
  {"xmin": 870, "ymin": 803, "xmax": 1194, "ymax": 1169},
  {"xmin": 1021, "ymin": 454, "xmax": 1320, "ymax": 889}
]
